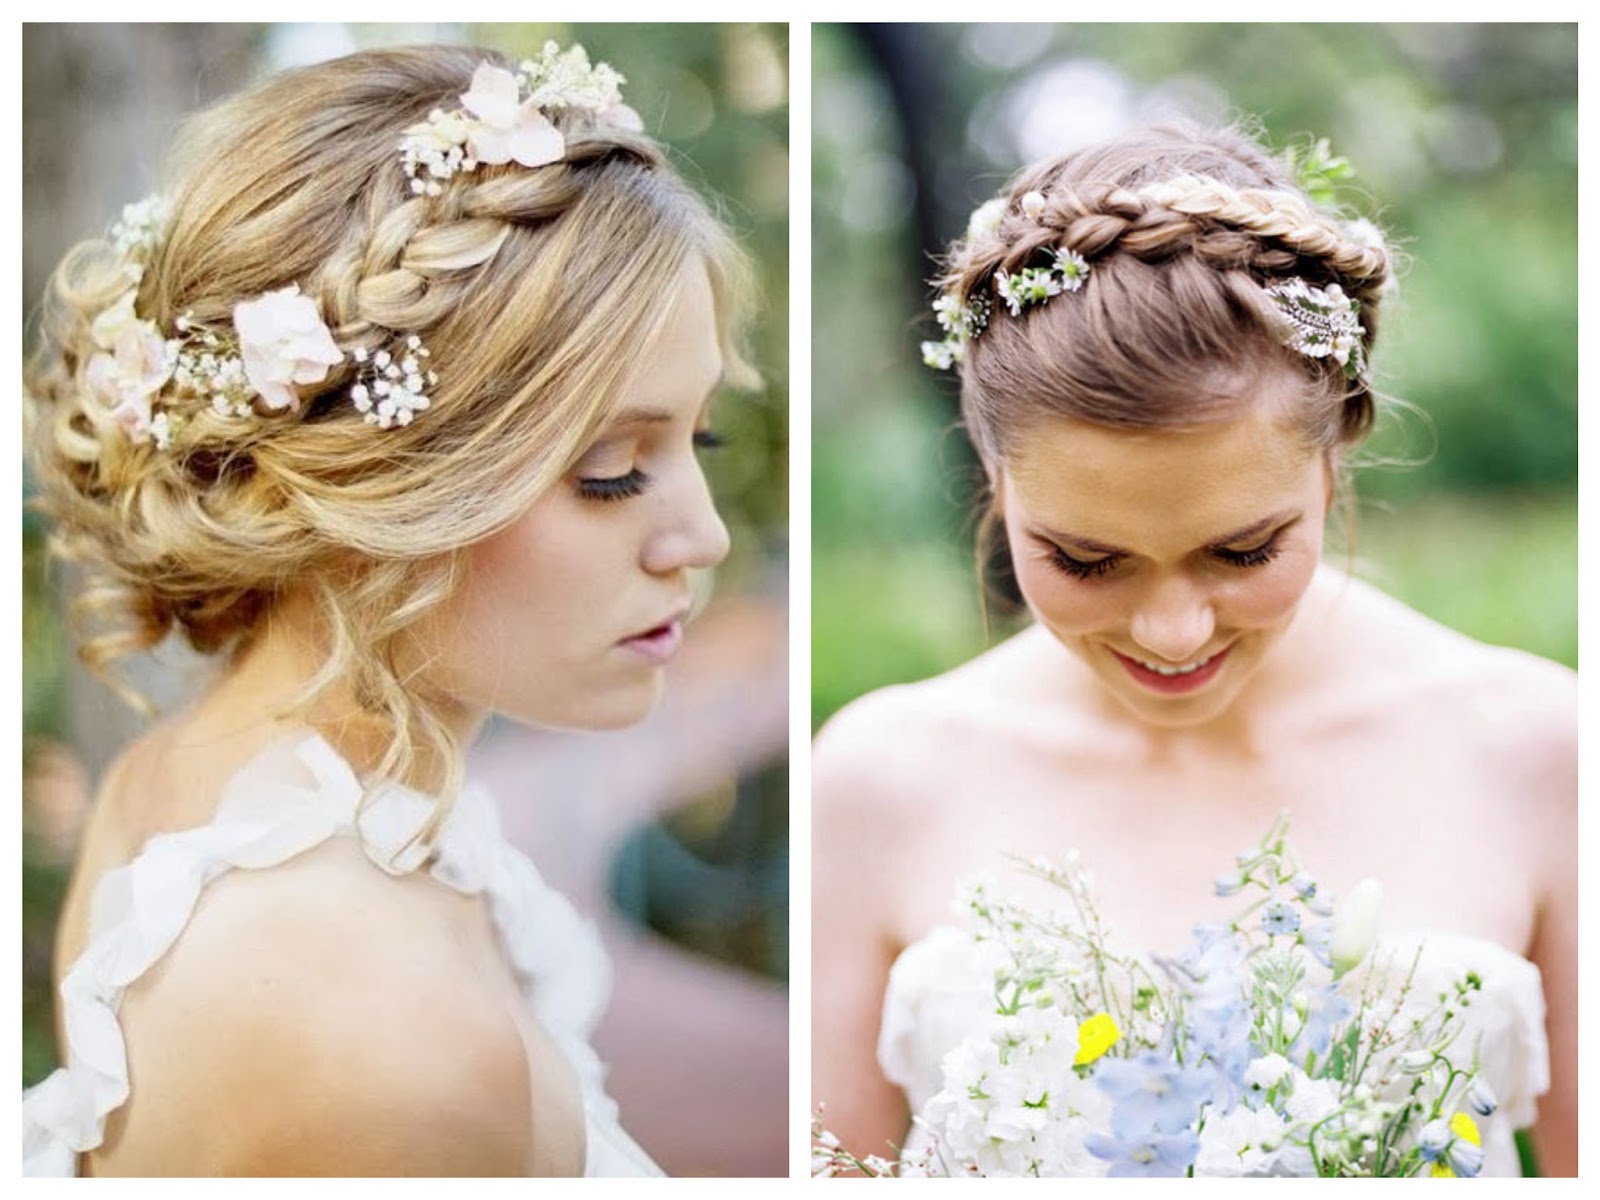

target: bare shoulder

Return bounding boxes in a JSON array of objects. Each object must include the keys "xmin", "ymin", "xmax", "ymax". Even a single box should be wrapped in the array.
[
  {"xmin": 812, "ymin": 627, "xmax": 1056, "ymax": 826},
  {"xmin": 1324, "ymin": 570, "xmax": 1576, "ymax": 776},
  {"xmin": 104, "ymin": 838, "xmax": 532, "ymax": 1175}
]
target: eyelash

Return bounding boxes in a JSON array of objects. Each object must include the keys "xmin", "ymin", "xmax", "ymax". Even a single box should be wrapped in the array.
[
  {"xmin": 575, "ymin": 428, "xmax": 727, "ymax": 502},
  {"xmin": 1045, "ymin": 536, "xmax": 1283, "ymax": 580}
]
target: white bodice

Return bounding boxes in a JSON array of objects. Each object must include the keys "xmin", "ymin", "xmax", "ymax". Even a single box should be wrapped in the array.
[
  {"xmin": 22, "ymin": 731, "xmax": 662, "ymax": 1177},
  {"xmin": 880, "ymin": 922, "xmax": 1548, "ymax": 1177}
]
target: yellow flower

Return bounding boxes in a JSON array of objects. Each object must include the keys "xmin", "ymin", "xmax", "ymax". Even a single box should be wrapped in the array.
[
  {"xmin": 1429, "ymin": 1113, "xmax": 1482, "ymax": 1177},
  {"xmin": 1074, "ymin": 1013, "xmax": 1120, "ymax": 1065},
  {"xmin": 1449, "ymin": 1112, "xmax": 1482, "ymax": 1146}
]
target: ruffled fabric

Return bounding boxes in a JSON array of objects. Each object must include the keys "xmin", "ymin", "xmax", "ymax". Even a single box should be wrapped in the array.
[
  {"xmin": 879, "ymin": 923, "xmax": 1549, "ymax": 1177},
  {"xmin": 22, "ymin": 731, "xmax": 661, "ymax": 1177}
]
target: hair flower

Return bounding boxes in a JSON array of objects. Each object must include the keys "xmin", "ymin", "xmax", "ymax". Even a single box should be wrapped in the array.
[
  {"xmin": 85, "ymin": 321, "xmax": 173, "ymax": 444},
  {"xmin": 399, "ymin": 42, "xmax": 635, "ymax": 195},
  {"xmin": 460, "ymin": 63, "xmax": 565, "ymax": 169},
  {"xmin": 233, "ymin": 286, "xmax": 343, "ymax": 412},
  {"xmin": 1264, "ymin": 277, "xmax": 1368, "ymax": 380},
  {"xmin": 90, "ymin": 289, "xmax": 144, "ymax": 352}
]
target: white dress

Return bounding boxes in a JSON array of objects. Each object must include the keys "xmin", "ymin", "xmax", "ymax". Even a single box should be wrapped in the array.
[
  {"xmin": 21, "ymin": 731, "xmax": 663, "ymax": 1177},
  {"xmin": 880, "ymin": 922, "xmax": 1549, "ymax": 1177}
]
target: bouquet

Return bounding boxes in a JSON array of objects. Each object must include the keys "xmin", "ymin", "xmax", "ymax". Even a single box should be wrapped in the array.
[{"xmin": 814, "ymin": 815, "xmax": 1496, "ymax": 1178}]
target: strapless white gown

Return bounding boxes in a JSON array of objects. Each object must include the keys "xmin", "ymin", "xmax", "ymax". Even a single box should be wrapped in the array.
[
  {"xmin": 21, "ymin": 731, "xmax": 663, "ymax": 1177},
  {"xmin": 880, "ymin": 922, "xmax": 1549, "ymax": 1177}
]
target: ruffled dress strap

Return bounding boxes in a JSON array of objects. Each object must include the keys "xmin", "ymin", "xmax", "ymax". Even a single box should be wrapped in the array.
[
  {"xmin": 24, "ymin": 734, "xmax": 368, "ymax": 1175},
  {"xmin": 23, "ymin": 732, "xmax": 662, "ymax": 1177}
]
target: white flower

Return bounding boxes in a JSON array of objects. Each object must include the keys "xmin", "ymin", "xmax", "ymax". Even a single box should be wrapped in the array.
[
  {"xmin": 1466, "ymin": 1076, "xmax": 1498, "ymax": 1116},
  {"xmin": 86, "ymin": 320, "xmax": 173, "ymax": 443},
  {"xmin": 966, "ymin": 197, "xmax": 1007, "ymax": 240},
  {"xmin": 461, "ymin": 63, "xmax": 565, "ymax": 169},
  {"xmin": 1195, "ymin": 1104, "xmax": 1310, "ymax": 1176},
  {"xmin": 90, "ymin": 289, "xmax": 142, "ymax": 351},
  {"xmin": 233, "ymin": 285, "xmax": 343, "ymax": 412},
  {"xmin": 1021, "ymin": 190, "xmax": 1046, "ymax": 219},
  {"xmin": 1330, "ymin": 878, "xmax": 1382, "ymax": 977},
  {"xmin": 1283, "ymin": 1070, "xmax": 1341, "ymax": 1128},
  {"xmin": 1245, "ymin": 1052, "xmax": 1293, "ymax": 1090}
]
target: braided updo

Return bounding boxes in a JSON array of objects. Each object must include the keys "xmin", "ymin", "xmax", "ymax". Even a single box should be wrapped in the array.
[
  {"xmin": 26, "ymin": 45, "xmax": 755, "ymax": 795},
  {"xmin": 935, "ymin": 123, "xmax": 1391, "ymax": 468}
]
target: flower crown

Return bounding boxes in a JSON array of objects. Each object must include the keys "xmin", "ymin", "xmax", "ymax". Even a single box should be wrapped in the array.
[
  {"xmin": 81, "ymin": 44, "xmax": 635, "ymax": 450},
  {"xmin": 921, "ymin": 185, "xmax": 1370, "ymax": 382}
]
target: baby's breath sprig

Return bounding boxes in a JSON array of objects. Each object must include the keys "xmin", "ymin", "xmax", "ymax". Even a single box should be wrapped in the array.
[{"xmin": 349, "ymin": 335, "xmax": 438, "ymax": 429}]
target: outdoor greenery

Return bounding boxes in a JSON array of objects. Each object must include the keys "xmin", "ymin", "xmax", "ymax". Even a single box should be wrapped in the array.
[{"xmin": 813, "ymin": 23, "xmax": 1576, "ymax": 729}]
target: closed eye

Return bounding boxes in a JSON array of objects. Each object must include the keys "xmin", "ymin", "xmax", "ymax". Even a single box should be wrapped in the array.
[
  {"xmin": 576, "ymin": 467, "xmax": 650, "ymax": 502},
  {"xmin": 1212, "ymin": 535, "xmax": 1283, "ymax": 568},
  {"xmin": 693, "ymin": 429, "xmax": 728, "ymax": 450},
  {"xmin": 1047, "ymin": 546, "xmax": 1121, "ymax": 580}
]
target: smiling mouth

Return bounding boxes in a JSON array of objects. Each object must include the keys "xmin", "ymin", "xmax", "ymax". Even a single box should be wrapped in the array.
[
  {"xmin": 1111, "ymin": 645, "xmax": 1232, "ymax": 693},
  {"xmin": 1134, "ymin": 651, "xmax": 1219, "ymax": 677}
]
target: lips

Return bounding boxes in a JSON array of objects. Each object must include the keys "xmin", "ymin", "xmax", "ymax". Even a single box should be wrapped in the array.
[
  {"xmin": 618, "ymin": 603, "xmax": 692, "ymax": 665},
  {"xmin": 1111, "ymin": 644, "xmax": 1231, "ymax": 695}
]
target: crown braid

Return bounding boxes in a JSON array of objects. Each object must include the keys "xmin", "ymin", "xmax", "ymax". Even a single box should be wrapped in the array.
[
  {"xmin": 932, "ymin": 123, "xmax": 1393, "ymax": 463},
  {"xmin": 942, "ymin": 177, "xmax": 1390, "ymax": 313}
]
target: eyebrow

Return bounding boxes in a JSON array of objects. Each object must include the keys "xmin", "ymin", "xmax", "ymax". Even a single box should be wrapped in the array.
[
  {"xmin": 1032, "ymin": 509, "xmax": 1302, "ymax": 556},
  {"xmin": 605, "ymin": 375, "xmax": 726, "ymax": 431}
]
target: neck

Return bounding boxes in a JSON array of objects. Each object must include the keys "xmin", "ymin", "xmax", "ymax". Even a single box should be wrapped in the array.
[{"xmin": 189, "ymin": 591, "xmax": 486, "ymax": 793}]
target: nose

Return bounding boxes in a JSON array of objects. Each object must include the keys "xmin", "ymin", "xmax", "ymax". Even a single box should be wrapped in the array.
[
  {"xmin": 641, "ymin": 463, "xmax": 730, "ymax": 575},
  {"xmin": 1129, "ymin": 575, "xmax": 1216, "ymax": 663}
]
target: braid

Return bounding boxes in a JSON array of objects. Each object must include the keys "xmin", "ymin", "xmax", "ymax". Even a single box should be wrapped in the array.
[
  {"xmin": 944, "ymin": 178, "xmax": 1390, "ymax": 310},
  {"xmin": 935, "ymin": 122, "xmax": 1394, "ymax": 463}
]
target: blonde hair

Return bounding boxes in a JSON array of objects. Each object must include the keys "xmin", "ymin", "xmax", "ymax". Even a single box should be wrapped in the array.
[{"xmin": 26, "ymin": 45, "xmax": 756, "ymax": 818}]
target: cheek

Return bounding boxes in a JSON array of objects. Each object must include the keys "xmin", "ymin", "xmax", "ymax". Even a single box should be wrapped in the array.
[
  {"xmin": 1216, "ymin": 538, "xmax": 1322, "ymax": 627},
  {"xmin": 1007, "ymin": 528, "xmax": 1125, "ymax": 634}
]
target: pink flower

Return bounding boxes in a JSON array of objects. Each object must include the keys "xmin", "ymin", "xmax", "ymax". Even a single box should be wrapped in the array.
[
  {"xmin": 460, "ymin": 63, "xmax": 565, "ymax": 169},
  {"xmin": 86, "ymin": 321, "xmax": 172, "ymax": 443},
  {"xmin": 233, "ymin": 285, "xmax": 343, "ymax": 412}
]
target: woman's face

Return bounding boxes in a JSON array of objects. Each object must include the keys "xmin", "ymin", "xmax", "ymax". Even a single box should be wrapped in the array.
[
  {"xmin": 1000, "ymin": 386, "xmax": 1331, "ymax": 730},
  {"xmin": 420, "ymin": 262, "xmax": 730, "ymax": 731}
]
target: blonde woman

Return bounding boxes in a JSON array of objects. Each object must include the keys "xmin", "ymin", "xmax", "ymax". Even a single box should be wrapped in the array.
[
  {"xmin": 24, "ymin": 43, "xmax": 758, "ymax": 1176},
  {"xmin": 813, "ymin": 125, "xmax": 1575, "ymax": 1176}
]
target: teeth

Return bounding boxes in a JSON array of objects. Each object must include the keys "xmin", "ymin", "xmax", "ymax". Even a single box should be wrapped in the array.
[{"xmin": 1138, "ymin": 652, "xmax": 1214, "ymax": 677}]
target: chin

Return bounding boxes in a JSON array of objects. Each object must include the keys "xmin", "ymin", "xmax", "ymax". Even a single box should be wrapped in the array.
[
  {"xmin": 512, "ymin": 672, "xmax": 666, "ymax": 733},
  {"xmin": 1108, "ymin": 686, "xmax": 1244, "ymax": 730}
]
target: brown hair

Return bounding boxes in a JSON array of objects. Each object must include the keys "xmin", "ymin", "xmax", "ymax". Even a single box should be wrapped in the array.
[
  {"xmin": 937, "ymin": 123, "xmax": 1391, "ymax": 469},
  {"xmin": 26, "ymin": 44, "xmax": 756, "ymax": 811}
]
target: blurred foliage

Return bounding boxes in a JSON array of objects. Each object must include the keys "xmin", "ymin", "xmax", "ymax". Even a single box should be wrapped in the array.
[
  {"xmin": 813, "ymin": 23, "xmax": 1576, "ymax": 728},
  {"xmin": 612, "ymin": 759, "xmax": 790, "ymax": 982}
]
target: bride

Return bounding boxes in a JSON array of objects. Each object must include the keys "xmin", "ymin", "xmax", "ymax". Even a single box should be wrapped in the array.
[
  {"xmin": 812, "ymin": 124, "xmax": 1575, "ymax": 1176},
  {"xmin": 24, "ymin": 43, "xmax": 756, "ymax": 1176}
]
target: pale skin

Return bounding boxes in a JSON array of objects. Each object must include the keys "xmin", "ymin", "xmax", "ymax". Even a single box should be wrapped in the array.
[
  {"xmin": 812, "ymin": 379, "xmax": 1576, "ymax": 1175},
  {"xmin": 53, "ymin": 261, "xmax": 730, "ymax": 1175}
]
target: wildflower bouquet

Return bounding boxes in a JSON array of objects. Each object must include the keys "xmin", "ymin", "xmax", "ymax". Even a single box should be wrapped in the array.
[{"xmin": 814, "ymin": 814, "xmax": 1497, "ymax": 1178}]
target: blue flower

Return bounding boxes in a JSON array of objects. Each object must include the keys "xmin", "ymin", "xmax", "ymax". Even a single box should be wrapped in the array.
[
  {"xmin": 1093, "ymin": 1052, "xmax": 1216, "ymax": 1138},
  {"xmin": 1261, "ymin": 901, "xmax": 1301, "ymax": 936},
  {"xmin": 1301, "ymin": 920, "xmax": 1334, "ymax": 968},
  {"xmin": 1085, "ymin": 1130, "xmax": 1200, "ymax": 1177},
  {"xmin": 1291, "ymin": 983, "xmax": 1352, "ymax": 1057}
]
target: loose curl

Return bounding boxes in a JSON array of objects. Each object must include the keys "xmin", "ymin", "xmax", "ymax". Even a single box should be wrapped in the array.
[{"xmin": 26, "ymin": 45, "xmax": 756, "ymax": 831}]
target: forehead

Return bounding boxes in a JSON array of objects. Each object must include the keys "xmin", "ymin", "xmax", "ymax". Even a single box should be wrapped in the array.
[
  {"xmin": 1005, "ymin": 407, "xmax": 1319, "ymax": 548},
  {"xmin": 614, "ymin": 260, "xmax": 722, "ymax": 416}
]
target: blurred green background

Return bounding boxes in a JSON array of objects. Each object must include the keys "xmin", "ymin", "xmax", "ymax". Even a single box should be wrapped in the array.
[
  {"xmin": 813, "ymin": 23, "xmax": 1577, "ymax": 729},
  {"xmin": 23, "ymin": 22, "xmax": 789, "ymax": 1104}
]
